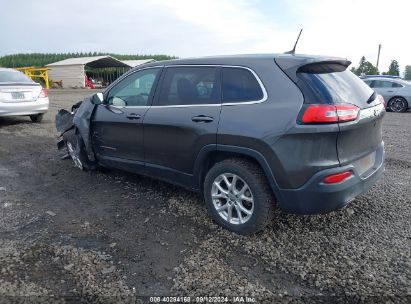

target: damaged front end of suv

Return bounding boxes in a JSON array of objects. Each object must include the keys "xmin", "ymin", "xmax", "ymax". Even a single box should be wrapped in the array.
[{"xmin": 55, "ymin": 93, "xmax": 103, "ymax": 170}]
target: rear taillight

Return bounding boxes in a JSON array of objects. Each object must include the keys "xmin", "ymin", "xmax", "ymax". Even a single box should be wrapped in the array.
[
  {"xmin": 300, "ymin": 104, "xmax": 359, "ymax": 124},
  {"xmin": 323, "ymin": 170, "xmax": 353, "ymax": 184},
  {"xmin": 38, "ymin": 87, "xmax": 48, "ymax": 98}
]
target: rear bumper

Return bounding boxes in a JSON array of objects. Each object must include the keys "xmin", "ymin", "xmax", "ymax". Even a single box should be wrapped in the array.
[
  {"xmin": 0, "ymin": 97, "xmax": 49, "ymax": 117},
  {"xmin": 277, "ymin": 142, "xmax": 385, "ymax": 214}
]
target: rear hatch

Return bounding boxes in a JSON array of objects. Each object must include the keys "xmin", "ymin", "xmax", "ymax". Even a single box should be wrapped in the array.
[{"xmin": 276, "ymin": 57, "xmax": 384, "ymax": 173}]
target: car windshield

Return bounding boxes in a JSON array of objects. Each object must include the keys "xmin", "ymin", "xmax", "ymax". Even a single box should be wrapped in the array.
[{"xmin": 0, "ymin": 70, "xmax": 33, "ymax": 83}]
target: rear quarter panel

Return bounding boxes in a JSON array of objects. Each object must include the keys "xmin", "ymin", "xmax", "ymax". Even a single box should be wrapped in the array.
[{"xmin": 217, "ymin": 59, "xmax": 338, "ymax": 189}]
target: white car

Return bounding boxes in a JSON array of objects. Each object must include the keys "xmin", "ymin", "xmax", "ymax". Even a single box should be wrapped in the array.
[
  {"xmin": 0, "ymin": 68, "xmax": 49, "ymax": 122},
  {"xmin": 363, "ymin": 77, "xmax": 410, "ymax": 112}
]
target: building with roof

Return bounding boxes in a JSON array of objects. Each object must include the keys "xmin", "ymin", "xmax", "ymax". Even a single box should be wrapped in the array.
[
  {"xmin": 46, "ymin": 56, "xmax": 154, "ymax": 88},
  {"xmin": 120, "ymin": 59, "xmax": 155, "ymax": 67}
]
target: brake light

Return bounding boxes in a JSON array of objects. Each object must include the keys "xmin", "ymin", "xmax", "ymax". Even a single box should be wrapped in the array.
[
  {"xmin": 38, "ymin": 87, "xmax": 48, "ymax": 98},
  {"xmin": 300, "ymin": 104, "xmax": 359, "ymax": 124},
  {"xmin": 323, "ymin": 170, "xmax": 353, "ymax": 184}
]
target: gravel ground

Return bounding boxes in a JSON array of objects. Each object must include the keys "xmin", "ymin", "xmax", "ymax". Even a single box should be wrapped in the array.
[{"xmin": 0, "ymin": 89, "xmax": 410, "ymax": 303}]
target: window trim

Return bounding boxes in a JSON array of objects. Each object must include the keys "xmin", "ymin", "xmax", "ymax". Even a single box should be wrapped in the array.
[{"xmin": 150, "ymin": 65, "xmax": 268, "ymax": 108}]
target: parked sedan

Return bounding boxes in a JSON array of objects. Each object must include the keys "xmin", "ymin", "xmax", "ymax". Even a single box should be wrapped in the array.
[
  {"xmin": 363, "ymin": 77, "xmax": 410, "ymax": 112},
  {"xmin": 0, "ymin": 68, "xmax": 49, "ymax": 122}
]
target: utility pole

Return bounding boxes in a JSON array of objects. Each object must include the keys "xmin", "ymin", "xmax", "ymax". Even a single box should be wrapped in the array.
[{"xmin": 376, "ymin": 44, "xmax": 381, "ymax": 71}]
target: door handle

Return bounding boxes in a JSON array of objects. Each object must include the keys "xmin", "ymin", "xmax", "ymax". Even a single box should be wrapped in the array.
[
  {"xmin": 191, "ymin": 115, "xmax": 214, "ymax": 123},
  {"xmin": 387, "ymin": 90, "xmax": 394, "ymax": 92},
  {"xmin": 126, "ymin": 113, "xmax": 142, "ymax": 120}
]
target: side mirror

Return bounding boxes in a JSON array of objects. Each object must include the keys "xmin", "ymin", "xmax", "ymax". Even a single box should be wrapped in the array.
[{"xmin": 91, "ymin": 92, "xmax": 104, "ymax": 105}]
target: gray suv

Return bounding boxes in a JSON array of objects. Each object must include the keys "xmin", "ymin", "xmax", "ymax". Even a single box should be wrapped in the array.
[{"xmin": 56, "ymin": 54, "xmax": 385, "ymax": 234}]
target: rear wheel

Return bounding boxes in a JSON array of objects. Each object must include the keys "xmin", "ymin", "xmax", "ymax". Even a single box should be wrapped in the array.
[
  {"xmin": 30, "ymin": 114, "xmax": 44, "ymax": 123},
  {"xmin": 204, "ymin": 158, "xmax": 274, "ymax": 235},
  {"xmin": 388, "ymin": 97, "xmax": 408, "ymax": 113}
]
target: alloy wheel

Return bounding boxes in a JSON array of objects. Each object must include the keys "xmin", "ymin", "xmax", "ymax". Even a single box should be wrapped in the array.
[
  {"xmin": 211, "ymin": 173, "xmax": 254, "ymax": 225},
  {"xmin": 389, "ymin": 98, "xmax": 407, "ymax": 112}
]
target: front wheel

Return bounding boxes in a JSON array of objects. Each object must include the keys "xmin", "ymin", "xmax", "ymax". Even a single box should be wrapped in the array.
[
  {"xmin": 63, "ymin": 129, "xmax": 98, "ymax": 171},
  {"xmin": 204, "ymin": 159, "xmax": 275, "ymax": 235},
  {"xmin": 388, "ymin": 97, "xmax": 408, "ymax": 113}
]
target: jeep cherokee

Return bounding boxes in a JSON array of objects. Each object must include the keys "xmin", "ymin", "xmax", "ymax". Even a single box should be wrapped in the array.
[{"xmin": 56, "ymin": 54, "xmax": 385, "ymax": 234}]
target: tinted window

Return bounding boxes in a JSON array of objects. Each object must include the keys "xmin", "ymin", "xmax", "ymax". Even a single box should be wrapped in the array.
[
  {"xmin": 392, "ymin": 82, "xmax": 403, "ymax": 88},
  {"xmin": 363, "ymin": 80, "xmax": 372, "ymax": 87},
  {"xmin": 0, "ymin": 70, "xmax": 33, "ymax": 83},
  {"xmin": 156, "ymin": 67, "xmax": 220, "ymax": 106},
  {"xmin": 107, "ymin": 68, "xmax": 160, "ymax": 106},
  {"xmin": 222, "ymin": 68, "xmax": 263, "ymax": 102},
  {"xmin": 372, "ymin": 80, "xmax": 393, "ymax": 88},
  {"xmin": 296, "ymin": 64, "xmax": 374, "ymax": 107}
]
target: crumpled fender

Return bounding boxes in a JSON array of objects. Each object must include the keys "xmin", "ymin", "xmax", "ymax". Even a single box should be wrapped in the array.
[
  {"xmin": 55, "ymin": 97, "xmax": 97, "ymax": 162},
  {"xmin": 72, "ymin": 97, "xmax": 97, "ymax": 161}
]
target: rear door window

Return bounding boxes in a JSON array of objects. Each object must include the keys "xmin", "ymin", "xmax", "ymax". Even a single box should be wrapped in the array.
[
  {"xmin": 296, "ymin": 63, "xmax": 374, "ymax": 108},
  {"xmin": 222, "ymin": 67, "xmax": 264, "ymax": 103},
  {"xmin": 155, "ymin": 66, "xmax": 220, "ymax": 106}
]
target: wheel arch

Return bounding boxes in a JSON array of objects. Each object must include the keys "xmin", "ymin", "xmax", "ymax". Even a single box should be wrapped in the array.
[{"xmin": 194, "ymin": 144, "xmax": 282, "ymax": 200}]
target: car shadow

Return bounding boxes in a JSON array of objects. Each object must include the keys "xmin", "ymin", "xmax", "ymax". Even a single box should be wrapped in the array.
[{"xmin": 0, "ymin": 116, "xmax": 31, "ymax": 127}]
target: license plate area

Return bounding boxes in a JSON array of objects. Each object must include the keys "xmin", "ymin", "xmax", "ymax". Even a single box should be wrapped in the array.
[
  {"xmin": 11, "ymin": 92, "xmax": 25, "ymax": 99},
  {"xmin": 353, "ymin": 152, "xmax": 376, "ymax": 176}
]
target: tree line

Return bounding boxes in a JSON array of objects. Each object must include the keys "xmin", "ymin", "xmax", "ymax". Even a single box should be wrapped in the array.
[
  {"xmin": 351, "ymin": 56, "xmax": 411, "ymax": 80},
  {"xmin": 0, "ymin": 52, "xmax": 177, "ymax": 68},
  {"xmin": 2, "ymin": 52, "xmax": 411, "ymax": 81}
]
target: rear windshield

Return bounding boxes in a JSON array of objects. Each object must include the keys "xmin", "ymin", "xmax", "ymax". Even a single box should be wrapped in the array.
[
  {"xmin": 296, "ymin": 63, "xmax": 374, "ymax": 107},
  {"xmin": 0, "ymin": 70, "xmax": 33, "ymax": 83}
]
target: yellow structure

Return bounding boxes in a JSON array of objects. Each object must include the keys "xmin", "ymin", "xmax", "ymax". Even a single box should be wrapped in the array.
[{"xmin": 16, "ymin": 67, "xmax": 50, "ymax": 89}]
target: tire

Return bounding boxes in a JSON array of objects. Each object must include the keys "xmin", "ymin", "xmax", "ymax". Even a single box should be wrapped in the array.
[
  {"xmin": 203, "ymin": 158, "xmax": 275, "ymax": 235},
  {"xmin": 30, "ymin": 114, "xmax": 44, "ymax": 123},
  {"xmin": 63, "ymin": 129, "xmax": 97, "ymax": 171},
  {"xmin": 388, "ymin": 97, "xmax": 408, "ymax": 113}
]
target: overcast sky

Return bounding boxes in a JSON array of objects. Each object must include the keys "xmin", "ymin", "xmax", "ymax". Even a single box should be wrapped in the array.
[{"xmin": 1, "ymin": 0, "xmax": 409, "ymax": 72}]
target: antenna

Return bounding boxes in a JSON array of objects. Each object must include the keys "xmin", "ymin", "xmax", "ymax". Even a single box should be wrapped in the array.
[
  {"xmin": 285, "ymin": 29, "xmax": 303, "ymax": 55},
  {"xmin": 376, "ymin": 44, "xmax": 381, "ymax": 70}
]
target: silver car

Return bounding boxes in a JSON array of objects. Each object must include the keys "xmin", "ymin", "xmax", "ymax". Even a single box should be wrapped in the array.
[
  {"xmin": 363, "ymin": 77, "xmax": 410, "ymax": 112},
  {"xmin": 0, "ymin": 68, "xmax": 49, "ymax": 122}
]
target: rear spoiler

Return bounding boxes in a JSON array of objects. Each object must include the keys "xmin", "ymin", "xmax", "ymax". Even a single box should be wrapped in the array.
[{"xmin": 275, "ymin": 56, "xmax": 351, "ymax": 82}]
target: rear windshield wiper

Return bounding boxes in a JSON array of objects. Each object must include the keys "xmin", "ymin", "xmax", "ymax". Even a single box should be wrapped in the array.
[{"xmin": 366, "ymin": 92, "xmax": 376, "ymax": 104}]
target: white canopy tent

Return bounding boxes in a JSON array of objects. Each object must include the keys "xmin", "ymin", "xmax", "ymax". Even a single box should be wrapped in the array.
[
  {"xmin": 120, "ymin": 59, "xmax": 155, "ymax": 67},
  {"xmin": 47, "ymin": 56, "xmax": 153, "ymax": 88}
]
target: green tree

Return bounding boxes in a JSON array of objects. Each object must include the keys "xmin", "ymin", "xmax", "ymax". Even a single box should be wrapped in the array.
[
  {"xmin": 387, "ymin": 60, "xmax": 400, "ymax": 76},
  {"xmin": 351, "ymin": 56, "xmax": 379, "ymax": 76},
  {"xmin": 404, "ymin": 65, "xmax": 411, "ymax": 80}
]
